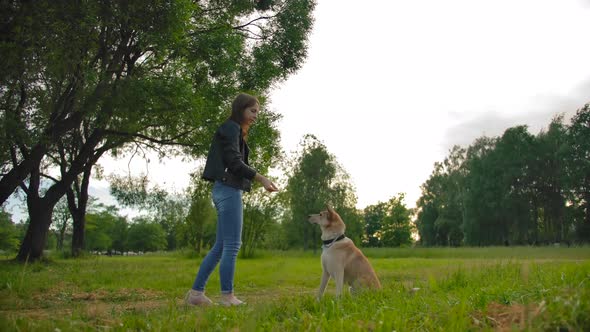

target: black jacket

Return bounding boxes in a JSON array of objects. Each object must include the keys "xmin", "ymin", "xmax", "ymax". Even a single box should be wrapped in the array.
[{"xmin": 202, "ymin": 119, "xmax": 257, "ymax": 191}]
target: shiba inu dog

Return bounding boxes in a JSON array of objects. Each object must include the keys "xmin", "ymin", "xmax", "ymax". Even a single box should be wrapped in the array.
[{"xmin": 308, "ymin": 205, "xmax": 381, "ymax": 298}]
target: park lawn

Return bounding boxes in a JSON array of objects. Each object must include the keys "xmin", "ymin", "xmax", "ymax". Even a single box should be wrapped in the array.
[{"xmin": 0, "ymin": 247, "xmax": 589, "ymax": 331}]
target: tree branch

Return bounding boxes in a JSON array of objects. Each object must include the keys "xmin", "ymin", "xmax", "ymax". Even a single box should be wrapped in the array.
[
  {"xmin": 232, "ymin": 15, "xmax": 275, "ymax": 31},
  {"xmin": 40, "ymin": 173, "xmax": 60, "ymax": 183},
  {"xmin": 103, "ymin": 129, "xmax": 200, "ymax": 148},
  {"xmin": 19, "ymin": 181, "xmax": 29, "ymax": 195}
]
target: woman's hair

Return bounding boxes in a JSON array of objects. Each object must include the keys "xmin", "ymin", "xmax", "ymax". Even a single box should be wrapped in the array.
[{"xmin": 229, "ymin": 93, "xmax": 259, "ymax": 125}]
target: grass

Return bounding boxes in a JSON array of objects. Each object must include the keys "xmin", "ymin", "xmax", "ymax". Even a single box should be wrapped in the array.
[{"xmin": 0, "ymin": 246, "xmax": 589, "ymax": 331}]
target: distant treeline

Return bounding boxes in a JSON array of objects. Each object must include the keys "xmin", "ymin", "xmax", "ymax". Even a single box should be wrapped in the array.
[
  {"xmin": 2, "ymin": 103, "xmax": 588, "ymax": 255},
  {"xmin": 415, "ymin": 104, "xmax": 590, "ymax": 246},
  {"xmin": 0, "ymin": 135, "xmax": 415, "ymax": 256}
]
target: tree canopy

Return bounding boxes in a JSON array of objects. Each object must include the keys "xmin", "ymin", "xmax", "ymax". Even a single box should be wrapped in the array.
[{"xmin": 1, "ymin": 0, "xmax": 316, "ymax": 261}]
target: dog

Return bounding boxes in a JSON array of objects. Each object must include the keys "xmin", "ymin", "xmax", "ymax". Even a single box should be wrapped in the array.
[{"xmin": 308, "ymin": 205, "xmax": 381, "ymax": 298}]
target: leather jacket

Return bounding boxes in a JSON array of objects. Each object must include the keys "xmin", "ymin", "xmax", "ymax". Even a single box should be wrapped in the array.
[{"xmin": 202, "ymin": 119, "xmax": 256, "ymax": 191}]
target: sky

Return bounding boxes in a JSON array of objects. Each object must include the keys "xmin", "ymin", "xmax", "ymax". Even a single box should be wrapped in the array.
[
  {"xmin": 5, "ymin": 0, "xmax": 590, "ymax": 220},
  {"xmin": 267, "ymin": 0, "xmax": 590, "ymax": 209}
]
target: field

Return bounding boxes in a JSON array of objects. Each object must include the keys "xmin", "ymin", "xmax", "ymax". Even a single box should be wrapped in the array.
[{"xmin": 1, "ymin": 247, "xmax": 589, "ymax": 331}]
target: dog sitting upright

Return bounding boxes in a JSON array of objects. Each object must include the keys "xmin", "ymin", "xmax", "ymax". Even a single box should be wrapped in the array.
[{"xmin": 308, "ymin": 205, "xmax": 381, "ymax": 298}]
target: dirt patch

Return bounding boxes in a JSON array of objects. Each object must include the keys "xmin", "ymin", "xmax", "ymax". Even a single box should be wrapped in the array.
[
  {"xmin": 26, "ymin": 287, "xmax": 165, "ymax": 306},
  {"xmin": 1, "ymin": 288, "xmax": 300, "ymax": 322},
  {"xmin": 473, "ymin": 301, "xmax": 545, "ymax": 331},
  {"xmin": 1, "ymin": 287, "xmax": 172, "ymax": 323},
  {"xmin": 70, "ymin": 288, "xmax": 163, "ymax": 302},
  {"xmin": 1, "ymin": 298, "xmax": 183, "ymax": 323}
]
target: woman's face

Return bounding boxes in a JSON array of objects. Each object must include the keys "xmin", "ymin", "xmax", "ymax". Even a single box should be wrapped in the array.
[{"xmin": 242, "ymin": 103, "xmax": 259, "ymax": 126}]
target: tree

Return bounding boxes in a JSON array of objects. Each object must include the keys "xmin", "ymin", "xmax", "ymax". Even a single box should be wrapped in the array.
[
  {"xmin": 181, "ymin": 172, "xmax": 215, "ymax": 254},
  {"xmin": 415, "ymin": 196, "xmax": 438, "ymax": 246},
  {"xmin": 1, "ymin": 0, "xmax": 316, "ymax": 261},
  {"xmin": 85, "ymin": 214, "xmax": 113, "ymax": 252},
  {"xmin": 363, "ymin": 194, "xmax": 413, "ymax": 247},
  {"xmin": 334, "ymin": 205, "xmax": 364, "ymax": 246},
  {"xmin": 0, "ymin": 208, "xmax": 19, "ymax": 252},
  {"xmin": 283, "ymin": 134, "xmax": 357, "ymax": 251},
  {"xmin": 461, "ymin": 136, "xmax": 502, "ymax": 245},
  {"xmin": 127, "ymin": 218, "xmax": 167, "ymax": 252},
  {"xmin": 494, "ymin": 126, "xmax": 537, "ymax": 244},
  {"xmin": 51, "ymin": 197, "xmax": 72, "ymax": 251},
  {"xmin": 110, "ymin": 174, "xmax": 185, "ymax": 249},
  {"xmin": 63, "ymin": 161, "xmax": 97, "ymax": 257},
  {"xmin": 415, "ymin": 146, "xmax": 465, "ymax": 246},
  {"xmin": 85, "ymin": 205, "xmax": 127, "ymax": 253},
  {"xmin": 109, "ymin": 215, "xmax": 129, "ymax": 253},
  {"xmin": 241, "ymin": 189, "xmax": 279, "ymax": 258},
  {"xmin": 566, "ymin": 103, "xmax": 590, "ymax": 241},
  {"xmin": 534, "ymin": 118, "xmax": 570, "ymax": 243},
  {"xmin": 380, "ymin": 194, "xmax": 413, "ymax": 247},
  {"xmin": 363, "ymin": 202, "xmax": 388, "ymax": 247},
  {"xmin": 153, "ymin": 196, "xmax": 188, "ymax": 250}
]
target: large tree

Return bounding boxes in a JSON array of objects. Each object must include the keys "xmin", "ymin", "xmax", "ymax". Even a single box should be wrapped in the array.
[
  {"xmin": 415, "ymin": 146, "xmax": 465, "ymax": 246},
  {"xmin": 534, "ymin": 118, "xmax": 570, "ymax": 243},
  {"xmin": 458, "ymin": 136, "xmax": 499, "ymax": 245},
  {"xmin": 1, "ymin": 0, "xmax": 316, "ymax": 261},
  {"xmin": 566, "ymin": 104, "xmax": 590, "ymax": 240},
  {"xmin": 494, "ymin": 126, "xmax": 537, "ymax": 244}
]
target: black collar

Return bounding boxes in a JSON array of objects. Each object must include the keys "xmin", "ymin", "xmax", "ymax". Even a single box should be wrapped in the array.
[{"xmin": 322, "ymin": 234, "xmax": 346, "ymax": 245}]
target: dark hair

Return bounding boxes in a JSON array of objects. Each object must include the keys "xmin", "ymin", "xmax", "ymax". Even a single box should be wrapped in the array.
[{"xmin": 230, "ymin": 93, "xmax": 259, "ymax": 125}]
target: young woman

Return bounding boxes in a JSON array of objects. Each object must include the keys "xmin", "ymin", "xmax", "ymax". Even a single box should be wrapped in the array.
[{"xmin": 186, "ymin": 93, "xmax": 278, "ymax": 306}]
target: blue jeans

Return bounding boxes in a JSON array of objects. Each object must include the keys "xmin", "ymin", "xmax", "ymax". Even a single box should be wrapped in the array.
[{"xmin": 192, "ymin": 181, "xmax": 243, "ymax": 294}]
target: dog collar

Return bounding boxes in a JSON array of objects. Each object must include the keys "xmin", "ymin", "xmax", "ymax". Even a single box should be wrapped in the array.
[{"xmin": 322, "ymin": 234, "xmax": 346, "ymax": 245}]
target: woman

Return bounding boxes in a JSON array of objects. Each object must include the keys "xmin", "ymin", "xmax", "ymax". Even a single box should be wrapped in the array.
[{"xmin": 186, "ymin": 93, "xmax": 278, "ymax": 307}]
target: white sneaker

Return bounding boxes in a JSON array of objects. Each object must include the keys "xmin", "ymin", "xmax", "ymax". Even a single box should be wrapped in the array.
[
  {"xmin": 185, "ymin": 290, "xmax": 213, "ymax": 306},
  {"xmin": 219, "ymin": 294, "xmax": 246, "ymax": 307}
]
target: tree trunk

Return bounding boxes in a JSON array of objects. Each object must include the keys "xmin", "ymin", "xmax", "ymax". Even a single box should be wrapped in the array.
[
  {"xmin": 57, "ymin": 222, "xmax": 67, "ymax": 250},
  {"xmin": 16, "ymin": 199, "xmax": 53, "ymax": 262},
  {"xmin": 71, "ymin": 210, "xmax": 85, "ymax": 257},
  {"xmin": 531, "ymin": 195, "xmax": 539, "ymax": 244},
  {"xmin": 69, "ymin": 167, "xmax": 91, "ymax": 257},
  {"xmin": 16, "ymin": 137, "xmax": 101, "ymax": 262}
]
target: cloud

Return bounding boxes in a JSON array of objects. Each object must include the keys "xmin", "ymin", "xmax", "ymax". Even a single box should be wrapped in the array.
[
  {"xmin": 441, "ymin": 78, "xmax": 590, "ymax": 150},
  {"xmin": 88, "ymin": 180, "xmax": 143, "ymax": 220},
  {"xmin": 88, "ymin": 180, "xmax": 118, "ymax": 207}
]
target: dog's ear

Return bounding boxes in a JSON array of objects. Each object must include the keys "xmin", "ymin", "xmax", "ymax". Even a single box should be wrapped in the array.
[
  {"xmin": 326, "ymin": 200, "xmax": 335, "ymax": 210},
  {"xmin": 326, "ymin": 204, "xmax": 335, "ymax": 218}
]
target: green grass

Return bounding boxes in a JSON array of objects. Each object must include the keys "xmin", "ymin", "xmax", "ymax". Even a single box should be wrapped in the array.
[{"xmin": 1, "ymin": 247, "xmax": 589, "ymax": 331}]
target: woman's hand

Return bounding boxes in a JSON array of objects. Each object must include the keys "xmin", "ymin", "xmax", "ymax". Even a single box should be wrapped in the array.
[{"xmin": 255, "ymin": 174, "xmax": 279, "ymax": 192}]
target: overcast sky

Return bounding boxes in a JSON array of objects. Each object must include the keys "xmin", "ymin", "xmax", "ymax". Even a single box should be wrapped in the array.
[
  {"xmin": 6, "ymin": 0, "xmax": 590, "ymax": 220},
  {"xmin": 268, "ymin": 0, "xmax": 590, "ymax": 209}
]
